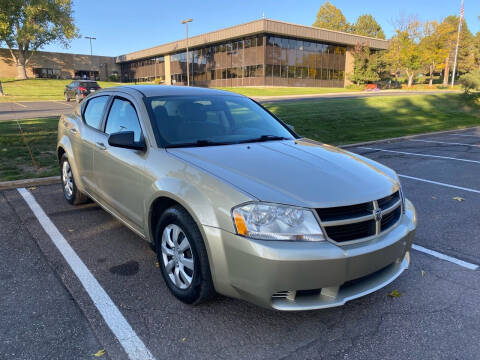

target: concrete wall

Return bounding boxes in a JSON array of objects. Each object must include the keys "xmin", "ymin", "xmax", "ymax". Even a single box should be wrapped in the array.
[
  {"xmin": 344, "ymin": 46, "xmax": 355, "ymax": 87},
  {"xmin": 0, "ymin": 48, "xmax": 120, "ymax": 80}
]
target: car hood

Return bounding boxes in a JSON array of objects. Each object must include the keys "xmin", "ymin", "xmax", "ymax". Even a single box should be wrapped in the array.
[{"xmin": 167, "ymin": 139, "xmax": 399, "ymax": 208}]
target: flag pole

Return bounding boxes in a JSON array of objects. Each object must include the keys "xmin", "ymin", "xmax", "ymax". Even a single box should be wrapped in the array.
[{"xmin": 451, "ymin": 0, "xmax": 464, "ymax": 88}]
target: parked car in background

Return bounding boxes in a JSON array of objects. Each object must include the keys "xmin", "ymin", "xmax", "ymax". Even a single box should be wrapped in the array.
[
  {"xmin": 64, "ymin": 80, "xmax": 101, "ymax": 103},
  {"xmin": 365, "ymin": 84, "xmax": 380, "ymax": 91},
  {"xmin": 57, "ymin": 85, "xmax": 416, "ymax": 310}
]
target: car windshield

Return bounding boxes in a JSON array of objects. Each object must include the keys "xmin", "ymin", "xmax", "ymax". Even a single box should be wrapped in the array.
[{"xmin": 145, "ymin": 95, "xmax": 296, "ymax": 147}]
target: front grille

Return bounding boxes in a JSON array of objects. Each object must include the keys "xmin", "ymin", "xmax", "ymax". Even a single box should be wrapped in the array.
[
  {"xmin": 324, "ymin": 220, "xmax": 376, "ymax": 242},
  {"xmin": 381, "ymin": 206, "xmax": 401, "ymax": 231},
  {"xmin": 316, "ymin": 202, "xmax": 372, "ymax": 222},
  {"xmin": 317, "ymin": 191, "xmax": 402, "ymax": 244}
]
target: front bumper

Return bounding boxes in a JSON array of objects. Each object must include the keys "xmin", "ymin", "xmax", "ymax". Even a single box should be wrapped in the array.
[{"xmin": 203, "ymin": 199, "xmax": 416, "ymax": 310}]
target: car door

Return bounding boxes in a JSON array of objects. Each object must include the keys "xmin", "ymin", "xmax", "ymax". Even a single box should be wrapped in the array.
[
  {"xmin": 72, "ymin": 95, "xmax": 110, "ymax": 195},
  {"xmin": 92, "ymin": 95, "xmax": 149, "ymax": 231}
]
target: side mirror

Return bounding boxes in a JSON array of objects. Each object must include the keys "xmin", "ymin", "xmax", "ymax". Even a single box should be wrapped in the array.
[
  {"xmin": 286, "ymin": 124, "xmax": 295, "ymax": 131},
  {"xmin": 108, "ymin": 131, "xmax": 146, "ymax": 151}
]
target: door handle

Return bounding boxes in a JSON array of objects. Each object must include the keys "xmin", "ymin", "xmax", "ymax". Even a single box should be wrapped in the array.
[
  {"xmin": 95, "ymin": 142, "xmax": 106, "ymax": 151},
  {"xmin": 69, "ymin": 128, "xmax": 78, "ymax": 135}
]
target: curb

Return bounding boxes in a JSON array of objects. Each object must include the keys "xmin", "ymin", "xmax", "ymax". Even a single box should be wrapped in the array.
[
  {"xmin": 0, "ymin": 176, "xmax": 61, "ymax": 190},
  {"xmin": 340, "ymin": 126, "xmax": 480, "ymax": 149}
]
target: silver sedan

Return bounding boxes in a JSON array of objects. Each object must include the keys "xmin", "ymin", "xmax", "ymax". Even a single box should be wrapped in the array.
[{"xmin": 57, "ymin": 85, "xmax": 416, "ymax": 310}]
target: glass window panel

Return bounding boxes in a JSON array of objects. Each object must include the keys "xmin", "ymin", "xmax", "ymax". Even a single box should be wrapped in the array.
[
  {"xmin": 266, "ymin": 64, "xmax": 273, "ymax": 77},
  {"xmin": 257, "ymin": 36, "xmax": 263, "ymax": 46},
  {"xmin": 105, "ymin": 98, "xmax": 142, "ymax": 142},
  {"xmin": 273, "ymin": 64, "xmax": 280, "ymax": 77},
  {"xmin": 83, "ymin": 96, "xmax": 109, "ymax": 130},
  {"xmin": 288, "ymin": 65, "xmax": 295, "ymax": 78}
]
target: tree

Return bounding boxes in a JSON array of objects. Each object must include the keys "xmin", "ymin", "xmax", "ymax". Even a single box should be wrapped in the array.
[
  {"xmin": 0, "ymin": 0, "xmax": 79, "ymax": 79},
  {"xmin": 474, "ymin": 32, "xmax": 480, "ymax": 71},
  {"xmin": 352, "ymin": 14, "xmax": 385, "ymax": 39},
  {"xmin": 350, "ymin": 43, "xmax": 382, "ymax": 85},
  {"xmin": 438, "ymin": 16, "xmax": 475, "ymax": 86},
  {"xmin": 419, "ymin": 21, "xmax": 449, "ymax": 86},
  {"xmin": 459, "ymin": 70, "xmax": 480, "ymax": 93},
  {"xmin": 384, "ymin": 19, "xmax": 422, "ymax": 87},
  {"xmin": 312, "ymin": 1, "xmax": 350, "ymax": 32}
]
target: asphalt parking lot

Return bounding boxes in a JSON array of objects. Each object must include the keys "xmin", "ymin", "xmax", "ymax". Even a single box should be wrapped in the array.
[{"xmin": 1, "ymin": 127, "xmax": 479, "ymax": 360}]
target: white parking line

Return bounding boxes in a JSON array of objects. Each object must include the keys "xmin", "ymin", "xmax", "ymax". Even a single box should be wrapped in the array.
[
  {"xmin": 412, "ymin": 244, "xmax": 479, "ymax": 270},
  {"xmin": 359, "ymin": 147, "xmax": 480, "ymax": 164},
  {"xmin": 448, "ymin": 133, "xmax": 480, "ymax": 138},
  {"xmin": 17, "ymin": 188, "xmax": 155, "ymax": 360},
  {"xmin": 50, "ymin": 100, "xmax": 75, "ymax": 107},
  {"xmin": 13, "ymin": 102, "xmax": 27, "ymax": 108},
  {"xmin": 410, "ymin": 139, "xmax": 480, "ymax": 148},
  {"xmin": 399, "ymin": 174, "xmax": 480, "ymax": 194}
]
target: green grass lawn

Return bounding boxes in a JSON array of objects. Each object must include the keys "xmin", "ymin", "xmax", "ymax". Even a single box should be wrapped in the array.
[
  {"xmin": 1, "ymin": 93, "xmax": 479, "ymax": 181},
  {"xmin": 264, "ymin": 93, "xmax": 480, "ymax": 145},
  {"xmin": 0, "ymin": 79, "xmax": 124, "ymax": 102},
  {"xmin": 216, "ymin": 87, "xmax": 360, "ymax": 97},
  {"xmin": 0, "ymin": 117, "xmax": 59, "ymax": 181}
]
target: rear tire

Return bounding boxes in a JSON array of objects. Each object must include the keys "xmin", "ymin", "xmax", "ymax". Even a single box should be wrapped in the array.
[
  {"xmin": 60, "ymin": 154, "xmax": 89, "ymax": 205},
  {"xmin": 64, "ymin": 93, "xmax": 70, "ymax": 102},
  {"xmin": 75, "ymin": 93, "xmax": 81, "ymax": 103},
  {"xmin": 155, "ymin": 205, "xmax": 215, "ymax": 305}
]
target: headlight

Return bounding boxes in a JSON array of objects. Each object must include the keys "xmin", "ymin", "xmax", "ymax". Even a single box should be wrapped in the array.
[
  {"xmin": 398, "ymin": 178, "xmax": 406, "ymax": 214},
  {"xmin": 232, "ymin": 202, "xmax": 325, "ymax": 241}
]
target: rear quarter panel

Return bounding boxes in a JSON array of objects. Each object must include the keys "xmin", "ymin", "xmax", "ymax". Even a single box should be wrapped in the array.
[{"xmin": 57, "ymin": 110, "xmax": 87, "ymax": 191}]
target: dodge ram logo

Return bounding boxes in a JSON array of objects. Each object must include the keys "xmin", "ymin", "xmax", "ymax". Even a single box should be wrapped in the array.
[{"xmin": 374, "ymin": 209, "xmax": 383, "ymax": 222}]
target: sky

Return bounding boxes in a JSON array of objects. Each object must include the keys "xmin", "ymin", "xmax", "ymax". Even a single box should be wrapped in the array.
[{"xmin": 41, "ymin": 0, "xmax": 480, "ymax": 57}]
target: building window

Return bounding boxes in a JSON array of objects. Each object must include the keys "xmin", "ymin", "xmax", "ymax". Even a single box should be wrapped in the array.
[{"xmin": 33, "ymin": 68, "xmax": 61, "ymax": 79}]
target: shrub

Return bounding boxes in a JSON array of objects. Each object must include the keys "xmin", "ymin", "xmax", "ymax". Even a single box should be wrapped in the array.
[
  {"xmin": 107, "ymin": 74, "xmax": 118, "ymax": 82},
  {"xmin": 459, "ymin": 71, "xmax": 480, "ymax": 94},
  {"xmin": 345, "ymin": 84, "xmax": 365, "ymax": 91},
  {"xmin": 154, "ymin": 78, "xmax": 164, "ymax": 84}
]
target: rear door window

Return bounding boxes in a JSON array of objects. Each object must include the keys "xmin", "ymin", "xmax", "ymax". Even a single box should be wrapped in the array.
[{"xmin": 83, "ymin": 95, "xmax": 109, "ymax": 130}]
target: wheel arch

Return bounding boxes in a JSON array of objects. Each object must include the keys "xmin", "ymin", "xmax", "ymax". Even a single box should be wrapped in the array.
[{"xmin": 147, "ymin": 194, "xmax": 204, "ymax": 248}]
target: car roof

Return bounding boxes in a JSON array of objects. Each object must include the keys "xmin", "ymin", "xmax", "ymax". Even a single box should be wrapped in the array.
[{"xmin": 102, "ymin": 85, "xmax": 243, "ymax": 98}]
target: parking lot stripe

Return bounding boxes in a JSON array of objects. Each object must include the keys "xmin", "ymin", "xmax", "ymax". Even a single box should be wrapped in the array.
[
  {"xmin": 13, "ymin": 102, "xmax": 27, "ymax": 108},
  {"xmin": 410, "ymin": 139, "xmax": 480, "ymax": 148},
  {"xmin": 17, "ymin": 188, "xmax": 156, "ymax": 360},
  {"xmin": 448, "ymin": 134, "xmax": 480, "ymax": 138},
  {"xmin": 399, "ymin": 174, "xmax": 480, "ymax": 194},
  {"xmin": 412, "ymin": 244, "xmax": 479, "ymax": 270},
  {"xmin": 359, "ymin": 147, "xmax": 480, "ymax": 164}
]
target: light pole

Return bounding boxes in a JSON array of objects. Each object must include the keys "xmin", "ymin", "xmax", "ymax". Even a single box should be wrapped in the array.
[
  {"xmin": 181, "ymin": 18, "xmax": 193, "ymax": 86},
  {"xmin": 84, "ymin": 36, "xmax": 96, "ymax": 56},
  {"xmin": 84, "ymin": 36, "xmax": 96, "ymax": 80}
]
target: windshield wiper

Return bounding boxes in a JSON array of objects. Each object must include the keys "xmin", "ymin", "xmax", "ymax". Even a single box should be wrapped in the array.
[
  {"xmin": 238, "ymin": 135, "xmax": 290, "ymax": 144},
  {"xmin": 165, "ymin": 139, "xmax": 234, "ymax": 148}
]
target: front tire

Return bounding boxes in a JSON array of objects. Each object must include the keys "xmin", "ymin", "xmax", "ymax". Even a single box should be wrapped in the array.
[
  {"xmin": 155, "ymin": 206, "xmax": 215, "ymax": 305},
  {"xmin": 60, "ymin": 154, "xmax": 88, "ymax": 205}
]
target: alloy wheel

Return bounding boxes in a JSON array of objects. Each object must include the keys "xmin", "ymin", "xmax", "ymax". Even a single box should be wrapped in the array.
[
  {"xmin": 62, "ymin": 160, "xmax": 73, "ymax": 198},
  {"xmin": 161, "ymin": 224, "xmax": 195, "ymax": 289}
]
